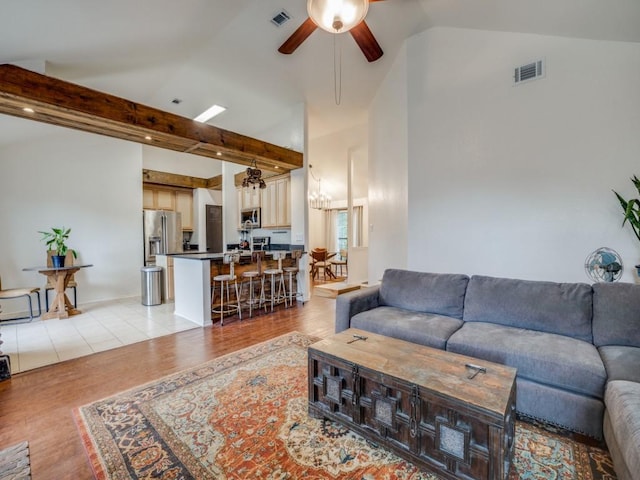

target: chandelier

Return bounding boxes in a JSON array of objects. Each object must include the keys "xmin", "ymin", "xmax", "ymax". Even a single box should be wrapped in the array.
[
  {"xmin": 309, "ymin": 165, "xmax": 331, "ymax": 210},
  {"xmin": 242, "ymin": 160, "xmax": 266, "ymax": 190}
]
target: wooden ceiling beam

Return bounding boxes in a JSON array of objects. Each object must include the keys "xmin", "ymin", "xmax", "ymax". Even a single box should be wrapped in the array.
[
  {"xmin": 0, "ymin": 64, "xmax": 303, "ymax": 173},
  {"xmin": 142, "ymin": 170, "xmax": 223, "ymax": 191},
  {"xmin": 143, "ymin": 169, "xmax": 208, "ymax": 189},
  {"xmin": 206, "ymin": 175, "xmax": 223, "ymax": 190}
]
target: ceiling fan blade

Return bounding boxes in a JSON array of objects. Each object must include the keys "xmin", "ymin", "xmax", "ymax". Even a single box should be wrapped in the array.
[
  {"xmin": 350, "ymin": 20, "xmax": 383, "ymax": 62},
  {"xmin": 278, "ymin": 17, "xmax": 318, "ymax": 55}
]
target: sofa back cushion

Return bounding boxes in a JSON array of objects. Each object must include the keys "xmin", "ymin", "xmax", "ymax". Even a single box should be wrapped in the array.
[
  {"xmin": 379, "ymin": 269, "xmax": 469, "ymax": 319},
  {"xmin": 592, "ymin": 282, "xmax": 640, "ymax": 347},
  {"xmin": 463, "ymin": 275, "xmax": 593, "ymax": 343}
]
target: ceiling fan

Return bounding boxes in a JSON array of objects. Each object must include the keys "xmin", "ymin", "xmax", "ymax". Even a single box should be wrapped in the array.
[{"xmin": 278, "ymin": 0, "xmax": 384, "ymax": 63}]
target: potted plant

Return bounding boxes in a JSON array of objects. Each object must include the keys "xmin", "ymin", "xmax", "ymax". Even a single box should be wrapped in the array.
[
  {"xmin": 613, "ymin": 175, "xmax": 640, "ymax": 276},
  {"xmin": 39, "ymin": 227, "xmax": 77, "ymax": 268}
]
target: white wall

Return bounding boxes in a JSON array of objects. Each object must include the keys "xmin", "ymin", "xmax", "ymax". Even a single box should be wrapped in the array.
[
  {"xmin": 370, "ymin": 26, "xmax": 640, "ymax": 284},
  {"xmin": 142, "ymin": 145, "xmax": 222, "ymax": 177},
  {"xmin": 368, "ymin": 43, "xmax": 409, "ymax": 284},
  {"xmin": 308, "ymin": 124, "xmax": 368, "ymax": 249},
  {"xmin": 0, "ymin": 123, "xmax": 143, "ymax": 314}
]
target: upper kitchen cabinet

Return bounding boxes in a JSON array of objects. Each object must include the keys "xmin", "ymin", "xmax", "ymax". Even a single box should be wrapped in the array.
[
  {"xmin": 261, "ymin": 174, "xmax": 291, "ymax": 228},
  {"xmin": 239, "ymin": 186, "xmax": 261, "ymax": 210},
  {"xmin": 143, "ymin": 186, "xmax": 176, "ymax": 211},
  {"xmin": 143, "ymin": 185, "xmax": 194, "ymax": 231},
  {"xmin": 175, "ymin": 190, "xmax": 194, "ymax": 231}
]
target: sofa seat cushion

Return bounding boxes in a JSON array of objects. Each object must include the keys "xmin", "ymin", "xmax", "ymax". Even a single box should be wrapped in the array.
[
  {"xmin": 599, "ymin": 346, "xmax": 640, "ymax": 383},
  {"xmin": 447, "ymin": 322, "xmax": 607, "ymax": 398},
  {"xmin": 604, "ymin": 380, "xmax": 640, "ymax": 479},
  {"xmin": 463, "ymin": 275, "xmax": 593, "ymax": 342},
  {"xmin": 350, "ymin": 306, "xmax": 463, "ymax": 350}
]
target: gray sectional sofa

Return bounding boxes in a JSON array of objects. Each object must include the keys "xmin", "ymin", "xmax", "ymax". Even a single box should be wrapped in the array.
[{"xmin": 335, "ymin": 269, "xmax": 640, "ymax": 480}]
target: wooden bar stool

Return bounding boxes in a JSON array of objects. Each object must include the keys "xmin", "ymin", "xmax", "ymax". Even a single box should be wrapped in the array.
[
  {"xmin": 283, "ymin": 250, "xmax": 303, "ymax": 307},
  {"xmin": 211, "ymin": 253, "xmax": 241, "ymax": 326},
  {"xmin": 261, "ymin": 251, "xmax": 287, "ymax": 312},
  {"xmin": 240, "ymin": 251, "xmax": 265, "ymax": 318}
]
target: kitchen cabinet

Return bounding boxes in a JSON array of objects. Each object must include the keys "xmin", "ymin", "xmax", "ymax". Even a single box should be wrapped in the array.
[
  {"xmin": 143, "ymin": 186, "xmax": 193, "ymax": 231},
  {"xmin": 175, "ymin": 190, "xmax": 194, "ymax": 231},
  {"xmin": 240, "ymin": 186, "xmax": 261, "ymax": 210},
  {"xmin": 156, "ymin": 189, "xmax": 175, "ymax": 210},
  {"xmin": 142, "ymin": 188, "xmax": 155, "ymax": 209},
  {"xmin": 261, "ymin": 174, "xmax": 291, "ymax": 228},
  {"xmin": 143, "ymin": 186, "xmax": 176, "ymax": 211},
  {"xmin": 155, "ymin": 254, "xmax": 174, "ymax": 301}
]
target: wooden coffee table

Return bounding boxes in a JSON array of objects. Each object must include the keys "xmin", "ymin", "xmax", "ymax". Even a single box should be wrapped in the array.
[{"xmin": 308, "ymin": 328, "xmax": 517, "ymax": 480}]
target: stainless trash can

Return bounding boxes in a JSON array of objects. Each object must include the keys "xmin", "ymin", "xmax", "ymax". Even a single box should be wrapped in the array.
[{"xmin": 141, "ymin": 266, "xmax": 163, "ymax": 306}]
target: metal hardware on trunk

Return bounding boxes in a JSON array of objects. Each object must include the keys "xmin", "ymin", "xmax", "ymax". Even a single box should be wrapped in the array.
[
  {"xmin": 465, "ymin": 363, "xmax": 487, "ymax": 380},
  {"xmin": 351, "ymin": 364, "xmax": 360, "ymax": 406},
  {"xmin": 410, "ymin": 384, "xmax": 419, "ymax": 438},
  {"xmin": 347, "ymin": 334, "xmax": 368, "ymax": 344}
]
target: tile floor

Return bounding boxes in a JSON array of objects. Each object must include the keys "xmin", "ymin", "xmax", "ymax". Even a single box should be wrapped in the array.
[{"xmin": 0, "ymin": 297, "xmax": 198, "ymax": 373}]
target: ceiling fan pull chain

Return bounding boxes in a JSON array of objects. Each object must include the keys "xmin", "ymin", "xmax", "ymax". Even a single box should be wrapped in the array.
[{"xmin": 333, "ymin": 34, "xmax": 342, "ymax": 105}]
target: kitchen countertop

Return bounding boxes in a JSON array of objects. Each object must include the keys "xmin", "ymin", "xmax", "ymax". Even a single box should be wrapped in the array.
[{"xmin": 170, "ymin": 250, "xmax": 301, "ymax": 261}]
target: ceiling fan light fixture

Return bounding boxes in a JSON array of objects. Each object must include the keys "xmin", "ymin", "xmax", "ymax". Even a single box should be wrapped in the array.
[{"xmin": 307, "ymin": 0, "xmax": 369, "ymax": 33}]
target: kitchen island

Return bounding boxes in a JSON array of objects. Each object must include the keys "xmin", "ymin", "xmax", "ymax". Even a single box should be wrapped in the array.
[{"xmin": 170, "ymin": 250, "xmax": 308, "ymax": 326}]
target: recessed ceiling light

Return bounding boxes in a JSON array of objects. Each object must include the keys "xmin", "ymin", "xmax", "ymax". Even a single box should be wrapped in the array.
[
  {"xmin": 216, "ymin": 152, "xmax": 222, "ymax": 156},
  {"xmin": 144, "ymin": 135, "xmax": 152, "ymax": 141},
  {"xmin": 23, "ymin": 107, "xmax": 34, "ymax": 113},
  {"xmin": 194, "ymin": 104, "xmax": 226, "ymax": 123}
]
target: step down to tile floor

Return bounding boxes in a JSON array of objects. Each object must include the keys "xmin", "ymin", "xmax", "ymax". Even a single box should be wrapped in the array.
[{"xmin": 313, "ymin": 282, "xmax": 361, "ymax": 299}]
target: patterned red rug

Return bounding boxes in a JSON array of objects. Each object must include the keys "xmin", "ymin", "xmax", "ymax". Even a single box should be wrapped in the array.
[{"xmin": 74, "ymin": 332, "xmax": 616, "ymax": 479}]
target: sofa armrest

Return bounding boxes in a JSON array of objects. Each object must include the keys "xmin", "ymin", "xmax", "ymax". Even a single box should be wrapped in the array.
[{"xmin": 335, "ymin": 286, "xmax": 381, "ymax": 333}]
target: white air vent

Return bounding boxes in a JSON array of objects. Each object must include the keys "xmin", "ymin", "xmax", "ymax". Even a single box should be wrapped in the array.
[
  {"xmin": 514, "ymin": 59, "xmax": 545, "ymax": 85},
  {"xmin": 271, "ymin": 10, "xmax": 291, "ymax": 27}
]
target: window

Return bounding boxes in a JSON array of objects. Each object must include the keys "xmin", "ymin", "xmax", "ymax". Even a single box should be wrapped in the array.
[
  {"xmin": 334, "ymin": 206, "xmax": 363, "ymax": 251},
  {"xmin": 336, "ymin": 210, "xmax": 348, "ymax": 253}
]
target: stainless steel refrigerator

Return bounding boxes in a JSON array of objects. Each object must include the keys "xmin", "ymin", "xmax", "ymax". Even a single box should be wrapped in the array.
[{"xmin": 143, "ymin": 210, "xmax": 183, "ymax": 265}]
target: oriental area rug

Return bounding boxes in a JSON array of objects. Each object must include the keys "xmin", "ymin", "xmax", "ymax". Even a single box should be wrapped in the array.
[{"xmin": 74, "ymin": 332, "xmax": 616, "ymax": 479}]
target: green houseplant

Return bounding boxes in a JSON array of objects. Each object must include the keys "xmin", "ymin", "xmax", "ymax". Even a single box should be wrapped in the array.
[
  {"xmin": 613, "ymin": 175, "xmax": 640, "ymax": 275},
  {"xmin": 39, "ymin": 227, "xmax": 77, "ymax": 268}
]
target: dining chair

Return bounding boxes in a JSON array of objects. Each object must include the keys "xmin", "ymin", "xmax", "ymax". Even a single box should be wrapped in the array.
[
  {"xmin": 332, "ymin": 249, "xmax": 348, "ymax": 278},
  {"xmin": 310, "ymin": 248, "xmax": 333, "ymax": 281},
  {"xmin": 45, "ymin": 251, "xmax": 77, "ymax": 311},
  {"xmin": 0, "ymin": 275, "xmax": 41, "ymax": 323}
]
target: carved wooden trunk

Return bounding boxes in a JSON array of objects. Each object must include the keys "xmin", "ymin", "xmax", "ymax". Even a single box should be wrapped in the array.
[{"xmin": 308, "ymin": 329, "xmax": 517, "ymax": 480}]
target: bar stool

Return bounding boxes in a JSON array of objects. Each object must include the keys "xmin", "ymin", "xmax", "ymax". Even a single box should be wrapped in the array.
[
  {"xmin": 240, "ymin": 251, "xmax": 265, "ymax": 318},
  {"xmin": 211, "ymin": 253, "xmax": 241, "ymax": 326},
  {"xmin": 262, "ymin": 251, "xmax": 287, "ymax": 312},
  {"xmin": 283, "ymin": 250, "xmax": 304, "ymax": 308}
]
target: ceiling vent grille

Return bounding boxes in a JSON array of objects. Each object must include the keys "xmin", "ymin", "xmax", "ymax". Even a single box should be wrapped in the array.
[
  {"xmin": 514, "ymin": 59, "xmax": 545, "ymax": 85},
  {"xmin": 271, "ymin": 10, "xmax": 291, "ymax": 27}
]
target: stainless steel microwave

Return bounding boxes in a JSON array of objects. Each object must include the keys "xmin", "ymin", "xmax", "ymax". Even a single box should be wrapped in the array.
[{"xmin": 240, "ymin": 208, "xmax": 261, "ymax": 228}]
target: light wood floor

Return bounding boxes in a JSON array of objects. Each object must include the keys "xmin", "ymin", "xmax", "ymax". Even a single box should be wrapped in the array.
[{"xmin": 0, "ymin": 295, "xmax": 337, "ymax": 479}]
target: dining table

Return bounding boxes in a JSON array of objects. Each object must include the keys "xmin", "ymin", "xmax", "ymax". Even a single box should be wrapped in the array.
[{"xmin": 23, "ymin": 264, "xmax": 93, "ymax": 319}]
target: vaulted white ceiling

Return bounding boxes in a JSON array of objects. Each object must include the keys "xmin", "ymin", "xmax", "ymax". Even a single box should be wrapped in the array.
[{"xmin": 2, "ymin": 0, "xmax": 639, "ymax": 148}]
